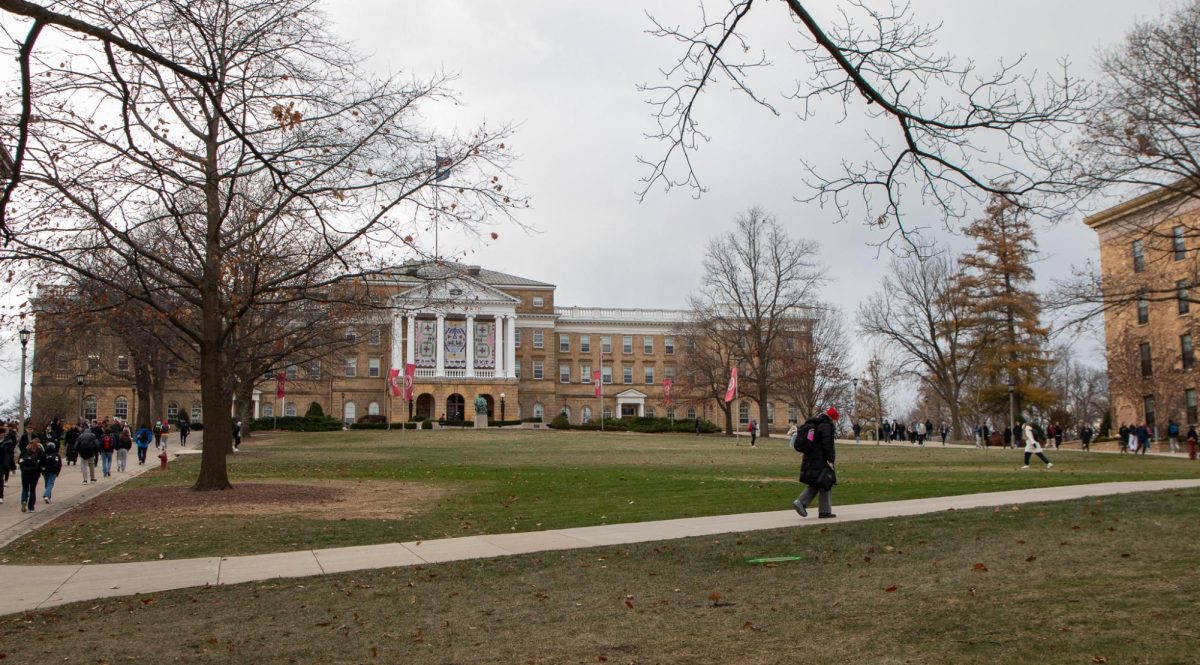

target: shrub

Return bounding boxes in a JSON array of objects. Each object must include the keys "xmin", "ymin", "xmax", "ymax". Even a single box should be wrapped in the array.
[
  {"xmin": 413, "ymin": 415, "xmax": 427, "ymax": 422},
  {"xmin": 442, "ymin": 420, "xmax": 474, "ymax": 428},
  {"xmin": 249, "ymin": 415, "xmax": 343, "ymax": 432},
  {"xmin": 190, "ymin": 421, "xmax": 204, "ymax": 431},
  {"xmin": 522, "ymin": 416, "xmax": 543, "ymax": 423},
  {"xmin": 548, "ymin": 414, "xmax": 571, "ymax": 430},
  {"xmin": 421, "ymin": 420, "xmax": 433, "ymax": 430},
  {"xmin": 304, "ymin": 402, "xmax": 325, "ymax": 418},
  {"xmin": 357, "ymin": 414, "xmax": 388, "ymax": 425}
]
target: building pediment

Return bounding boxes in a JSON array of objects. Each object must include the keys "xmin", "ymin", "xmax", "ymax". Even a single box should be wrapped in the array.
[
  {"xmin": 392, "ymin": 276, "xmax": 521, "ymax": 310},
  {"xmin": 614, "ymin": 389, "xmax": 648, "ymax": 400}
]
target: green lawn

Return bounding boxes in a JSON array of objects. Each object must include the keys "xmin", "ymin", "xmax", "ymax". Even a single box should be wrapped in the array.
[
  {"xmin": 4, "ymin": 429, "xmax": 1199, "ymax": 564},
  {"xmin": 2, "ymin": 487, "xmax": 1198, "ymax": 663}
]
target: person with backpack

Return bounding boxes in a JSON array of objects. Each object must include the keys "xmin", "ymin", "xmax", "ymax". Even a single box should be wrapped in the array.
[
  {"xmin": 76, "ymin": 427, "xmax": 98, "ymax": 483},
  {"xmin": 98, "ymin": 430, "xmax": 116, "ymax": 477},
  {"xmin": 116, "ymin": 426, "xmax": 133, "ymax": 472},
  {"xmin": 135, "ymin": 425, "xmax": 153, "ymax": 465},
  {"xmin": 153, "ymin": 420, "xmax": 163, "ymax": 448},
  {"xmin": 18, "ymin": 437, "xmax": 45, "ymax": 512},
  {"xmin": 178, "ymin": 419, "xmax": 191, "ymax": 446},
  {"xmin": 41, "ymin": 442, "xmax": 62, "ymax": 504},
  {"xmin": 792, "ymin": 406, "xmax": 840, "ymax": 519},
  {"xmin": 1167, "ymin": 419, "xmax": 1181, "ymax": 453}
]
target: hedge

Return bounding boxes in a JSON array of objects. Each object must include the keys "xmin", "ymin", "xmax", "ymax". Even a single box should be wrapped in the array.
[
  {"xmin": 567, "ymin": 417, "xmax": 720, "ymax": 434},
  {"xmin": 350, "ymin": 422, "xmax": 418, "ymax": 430},
  {"xmin": 250, "ymin": 415, "xmax": 343, "ymax": 432}
]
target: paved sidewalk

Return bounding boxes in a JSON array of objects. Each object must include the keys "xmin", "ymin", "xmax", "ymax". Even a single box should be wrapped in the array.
[
  {"xmin": 0, "ymin": 437, "xmax": 203, "ymax": 549},
  {"xmin": 2, "ymin": 477, "xmax": 1198, "ymax": 616}
]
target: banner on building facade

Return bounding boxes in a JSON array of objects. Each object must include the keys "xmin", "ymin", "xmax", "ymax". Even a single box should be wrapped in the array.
[
  {"xmin": 387, "ymin": 368, "xmax": 402, "ymax": 398},
  {"xmin": 724, "ymin": 367, "xmax": 737, "ymax": 403},
  {"xmin": 474, "ymin": 321, "xmax": 496, "ymax": 369},
  {"xmin": 404, "ymin": 363, "xmax": 415, "ymax": 403},
  {"xmin": 275, "ymin": 371, "xmax": 286, "ymax": 399},
  {"xmin": 444, "ymin": 320, "xmax": 467, "ymax": 369},
  {"xmin": 414, "ymin": 320, "xmax": 437, "ymax": 368},
  {"xmin": 662, "ymin": 378, "xmax": 673, "ymax": 406},
  {"xmin": 593, "ymin": 370, "xmax": 602, "ymax": 398}
]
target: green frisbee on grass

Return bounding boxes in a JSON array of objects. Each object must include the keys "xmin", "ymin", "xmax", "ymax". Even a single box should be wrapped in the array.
[{"xmin": 745, "ymin": 555, "xmax": 804, "ymax": 564}]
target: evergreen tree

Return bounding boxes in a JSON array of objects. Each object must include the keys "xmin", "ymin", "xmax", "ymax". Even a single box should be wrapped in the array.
[{"xmin": 959, "ymin": 194, "xmax": 1054, "ymax": 419}]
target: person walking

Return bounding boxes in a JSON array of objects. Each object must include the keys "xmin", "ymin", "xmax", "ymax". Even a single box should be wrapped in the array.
[
  {"xmin": 117, "ymin": 426, "xmax": 132, "ymax": 472},
  {"xmin": 153, "ymin": 420, "xmax": 163, "ymax": 448},
  {"xmin": 41, "ymin": 442, "xmax": 61, "ymax": 504},
  {"xmin": 178, "ymin": 419, "xmax": 191, "ymax": 446},
  {"xmin": 792, "ymin": 406, "xmax": 840, "ymax": 519},
  {"xmin": 1020, "ymin": 419, "xmax": 1053, "ymax": 470},
  {"xmin": 1187, "ymin": 425, "xmax": 1198, "ymax": 461},
  {"xmin": 18, "ymin": 437, "xmax": 45, "ymax": 512},
  {"xmin": 1, "ymin": 426, "xmax": 16, "ymax": 492},
  {"xmin": 1137, "ymin": 423, "xmax": 1151, "ymax": 455},
  {"xmin": 76, "ymin": 427, "xmax": 98, "ymax": 484},
  {"xmin": 748, "ymin": 420, "xmax": 757, "ymax": 447},
  {"xmin": 1080, "ymin": 425, "xmax": 1093, "ymax": 452},
  {"xmin": 1118, "ymin": 424, "xmax": 1130, "ymax": 453},
  {"xmin": 64, "ymin": 423, "xmax": 79, "ymax": 466},
  {"xmin": 1167, "ymin": 419, "xmax": 1181, "ymax": 453},
  {"xmin": 852, "ymin": 422, "xmax": 861, "ymax": 445},
  {"xmin": 135, "ymin": 425, "xmax": 152, "ymax": 465},
  {"xmin": 939, "ymin": 425, "xmax": 948, "ymax": 445},
  {"xmin": 98, "ymin": 431, "xmax": 115, "ymax": 477},
  {"xmin": 233, "ymin": 420, "xmax": 242, "ymax": 452}
]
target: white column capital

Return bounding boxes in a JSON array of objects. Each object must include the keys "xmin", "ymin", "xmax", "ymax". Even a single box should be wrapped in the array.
[
  {"xmin": 465, "ymin": 314, "xmax": 476, "ymax": 378},
  {"xmin": 435, "ymin": 314, "xmax": 446, "ymax": 377}
]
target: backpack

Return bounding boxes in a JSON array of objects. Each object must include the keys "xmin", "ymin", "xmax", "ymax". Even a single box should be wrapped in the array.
[
  {"xmin": 101, "ymin": 434, "xmax": 114, "ymax": 452},
  {"xmin": 791, "ymin": 420, "xmax": 817, "ymax": 454}
]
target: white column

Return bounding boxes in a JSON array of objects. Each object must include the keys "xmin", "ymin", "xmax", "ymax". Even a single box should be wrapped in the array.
[
  {"xmin": 465, "ymin": 314, "xmax": 476, "ymax": 378},
  {"xmin": 495, "ymin": 316, "xmax": 506, "ymax": 378},
  {"xmin": 435, "ymin": 313, "xmax": 446, "ymax": 377},
  {"xmin": 506, "ymin": 314, "xmax": 517, "ymax": 379},
  {"xmin": 406, "ymin": 315, "xmax": 416, "ymax": 368},
  {"xmin": 391, "ymin": 311, "xmax": 404, "ymax": 371}
]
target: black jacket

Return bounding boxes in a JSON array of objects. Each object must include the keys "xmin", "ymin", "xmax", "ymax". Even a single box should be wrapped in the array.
[
  {"xmin": 799, "ymin": 414, "xmax": 836, "ymax": 485},
  {"xmin": 41, "ymin": 453, "xmax": 62, "ymax": 476},
  {"xmin": 18, "ymin": 448, "xmax": 43, "ymax": 474},
  {"xmin": 76, "ymin": 431, "xmax": 99, "ymax": 460}
]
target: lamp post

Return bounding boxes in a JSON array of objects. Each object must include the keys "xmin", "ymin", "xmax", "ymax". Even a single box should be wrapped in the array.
[
  {"xmin": 75, "ymin": 373, "xmax": 85, "ymax": 423},
  {"xmin": 1007, "ymin": 378, "xmax": 1016, "ymax": 450},
  {"xmin": 18, "ymin": 328, "xmax": 31, "ymax": 437},
  {"xmin": 499, "ymin": 392, "xmax": 506, "ymax": 426}
]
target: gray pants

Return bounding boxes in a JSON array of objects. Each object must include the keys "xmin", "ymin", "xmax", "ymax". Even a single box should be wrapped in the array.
[
  {"xmin": 796, "ymin": 484, "xmax": 832, "ymax": 514},
  {"xmin": 80, "ymin": 457, "xmax": 96, "ymax": 482}
]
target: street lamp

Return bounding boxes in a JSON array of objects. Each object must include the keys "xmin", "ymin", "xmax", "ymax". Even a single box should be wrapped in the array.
[
  {"xmin": 1007, "ymin": 378, "xmax": 1016, "ymax": 450},
  {"xmin": 851, "ymin": 377, "xmax": 859, "ymax": 444},
  {"xmin": 75, "ymin": 373, "xmax": 85, "ymax": 422},
  {"xmin": 499, "ymin": 392, "xmax": 506, "ymax": 425},
  {"xmin": 17, "ymin": 328, "xmax": 31, "ymax": 437}
]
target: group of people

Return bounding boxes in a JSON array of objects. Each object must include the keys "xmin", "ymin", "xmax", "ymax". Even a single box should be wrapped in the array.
[
  {"xmin": 2, "ymin": 416, "xmax": 184, "ymax": 513},
  {"xmin": 879, "ymin": 419, "xmax": 944, "ymax": 445},
  {"xmin": 1117, "ymin": 420, "xmax": 1198, "ymax": 455}
]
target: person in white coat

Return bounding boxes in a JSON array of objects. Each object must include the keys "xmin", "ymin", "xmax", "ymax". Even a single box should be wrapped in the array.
[{"xmin": 1021, "ymin": 419, "xmax": 1053, "ymax": 469}]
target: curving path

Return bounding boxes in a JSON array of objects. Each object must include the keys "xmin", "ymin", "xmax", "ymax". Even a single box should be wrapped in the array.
[{"xmin": 3, "ymin": 477, "xmax": 1200, "ymax": 616}]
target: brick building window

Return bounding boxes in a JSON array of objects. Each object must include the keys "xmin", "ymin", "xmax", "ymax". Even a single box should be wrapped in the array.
[
  {"xmin": 116, "ymin": 355, "xmax": 129, "ymax": 373},
  {"xmin": 644, "ymin": 366, "xmax": 654, "ymax": 384},
  {"xmin": 559, "ymin": 334, "xmax": 570, "ymax": 353},
  {"xmin": 286, "ymin": 365, "xmax": 298, "ymax": 380},
  {"xmin": 665, "ymin": 336, "xmax": 676, "ymax": 354},
  {"xmin": 1143, "ymin": 395, "xmax": 1156, "ymax": 429},
  {"xmin": 83, "ymin": 395, "xmax": 97, "ymax": 421},
  {"xmin": 1137, "ymin": 293, "xmax": 1149, "ymax": 325},
  {"xmin": 1174, "ymin": 226, "xmax": 1187, "ymax": 261},
  {"xmin": 559, "ymin": 364, "xmax": 570, "ymax": 383},
  {"xmin": 345, "ymin": 327, "xmax": 357, "ymax": 343},
  {"xmin": 622, "ymin": 335, "xmax": 633, "ymax": 354},
  {"xmin": 285, "ymin": 402, "xmax": 297, "ymax": 417},
  {"xmin": 580, "ymin": 335, "xmax": 591, "ymax": 353},
  {"xmin": 532, "ymin": 296, "xmax": 544, "ymax": 308},
  {"xmin": 643, "ymin": 337, "xmax": 654, "ymax": 354},
  {"xmin": 309, "ymin": 362, "xmax": 321, "ymax": 380},
  {"xmin": 1183, "ymin": 334, "xmax": 1194, "ymax": 371},
  {"xmin": 368, "ymin": 357, "xmax": 381, "ymax": 377},
  {"xmin": 344, "ymin": 357, "xmax": 357, "ymax": 377},
  {"xmin": 1140, "ymin": 342, "xmax": 1153, "ymax": 378},
  {"xmin": 533, "ymin": 360, "xmax": 544, "ymax": 380},
  {"xmin": 738, "ymin": 401, "xmax": 750, "ymax": 426},
  {"xmin": 623, "ymin": 366, "xmax": 633, "ymax": 384},
  {"xmin": 601, "ymin": 336, "xmax": 612, "ymax": 353},
  {"xmin": 1132, "ymin": 239, "xmax": 1145, "ymax": 272},
  {"xmin": 514, "ymin": 328, "xmax": 521, "ymax": 347},
  {"xmin": 602, "ymin": 366, "xmax": 612, "ymax": 384},
  {"xmin": 581, "ymin": 364, "xmax": 592, "ymax": 383},
  {"xmin": 532, "ymin": 330, "xmax": 544, "ymax": 349},
  {"xmin": 1179, "ymin": 280, "xmax": 1191, "ymax": 315},
  {"xmin": 1189, "ymin": 389, "xmax": 1198, "ymax": 425},
  {"xmin": 114, "ymin": 396, "xmax": 128, "ymax": 420},
  {"xmin": 369, "ymin": 328, "xmax": 382, "ymax": 345}
]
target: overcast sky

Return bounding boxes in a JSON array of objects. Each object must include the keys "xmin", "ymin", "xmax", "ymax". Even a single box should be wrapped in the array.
[{"xmin": 0, "ymin": 0, "xmax": 1168, "ymax": 407}]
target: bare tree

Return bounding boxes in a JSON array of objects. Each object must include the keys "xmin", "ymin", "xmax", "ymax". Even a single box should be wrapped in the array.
[
  {"xmin": 858, "ymin": 250, "xmax": 982, "ymax": 438},
  {"xmin": 855, "ymin": 343, "xmax": 899, "ymax": 439},
  {"xmin": 639, "ymin": 1, "xmax": 1089, "ymax": 234},
  {"xmin": 0, "ymin": 0, "xmax": 518, "ymax": 490},
  {"xmin": 775, "ymin": 304, "xmax": 850, "ymax": 420},
  {"xmin": 1045, "ymin": 342, "xmax": 1109, "ymax": 433},
  {"xmin": 692, "ymin": 207, "xmax": 824, "ymax": 438},
  {"xmin": 674, "ymin": 316, "xmax": 740, "ymax": 435}
]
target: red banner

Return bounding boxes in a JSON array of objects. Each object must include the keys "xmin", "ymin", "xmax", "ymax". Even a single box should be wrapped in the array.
[
  {"xmin": 593, "ymin": 370, "xmax": 602, "ymax": 398},
  {"xmin": 403, "ymin": 363, "xmax": 416, "ymax": 403},
  {"xmin": 723, "ymin": 367, "xmax": 737, "ymax": 403},
  {"xmin": 275, "ymin": 371, "xmax": 286, "ymax": 399},
  {"xmin": 387, "ymin": 368, "xmax": 402, "ymax": 398},
  {"xmin": 662, "ymin": 378, "xmax": 673, "ymax": 406}
]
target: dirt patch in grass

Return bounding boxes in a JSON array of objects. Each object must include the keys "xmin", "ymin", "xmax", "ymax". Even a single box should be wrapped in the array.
[{"xmin": 57, "ymin": 479, "xmax": 452, "ymax": 523}]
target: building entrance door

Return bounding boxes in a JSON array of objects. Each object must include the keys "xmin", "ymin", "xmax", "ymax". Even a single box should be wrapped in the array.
[{"xmin": 620, "ymin": 404, "xmax": 638, "ymax": 418}]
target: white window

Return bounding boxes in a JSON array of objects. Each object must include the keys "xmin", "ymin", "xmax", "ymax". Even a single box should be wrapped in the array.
[
  {"xmin": 309, "ymin": 362, "xmax": 321, "ymax": 380},
  {"xmin": 262, "ymin": 404, "xmax": 274, "ymax": 417},
  {"xmin": 560, "ymin": 364, "xmax": 570, "ymax": 383},
  {"xmin": 643, "ymin": 337, "xmax": 654, "ymax": 355},
  {"xmin": 559, "ymin": 334, "xmax": 570, "ymax": 353},
  {"xmin": 665, "ymin": 336, "xmax": 676, "ymax": 355},
  {"xmin": 602, "ymin": 366, "xmax": 613, "ymax": 384},
  {"xmin": 644, "ymin": 366, "xmax": 654, "ymax": 384},
  {"xmin": 667, "ymin": 407, "xmax": 675, "ymax": 420},
  {"xmin": 623, "ymin": 366, "xmax": 633, "ymax": 384},
  {"xmin": 83, "ymin": 395, "xmax": 97, "ymax": 421},
  {"xmin": 533, "ymin": 361, "xmax": 544, "ymax": 380},
  {"xmin": 286, "ymin": 365, "xmax": 298, "ymax": 380},
  {"xmin": 580, "ymin": 335, "xmax": 591, "ymax": 353},
  {"xmin": 343, "ymin": 402, "xmax": 355, "ymax": 422},
  {"xmin": 369, "ymin": 328, "xmax": 382, "ymax": 346},
  {"xmin": 687, "ymin": 407, "xmax": 697, "ymax": 420},
  {"xmin": 738, "ymin": 402, "xmax": 749, "ymax": 426},
  {"xmin": 345, "ymin": 326, "xmax": 357, "ymax": 342},
  {"xmin": 767, "ymin": 402, "xmax": 774, "ymax": 424},
  {"xmin": 515, "ymin": 328, "xmax": 521, "ymax": 347},
  {"xmin": 622, "ymin": 335, "xmax": 633, "ymax": 354},
  {"xmin": 86, "ymin": 354, "xmax": 100, "ymax": 375},
  {"xmin": 533, "ymin": 402, "xmax": 545, "ymax": 420},
  {"xmin": 285, "ymin": 402, "xmax": 297, "ymax": 417},
  {"xmin": 368, "ymin": 401, "xmax": 380, "ymax": 416},
  {"xmin": 664, "ymin": 366, "xmax": 676, "ymax": 381},
  {"xmin": 167, "ymin": 402, "xmax": 179, "ymax": 421},
  {"xmin": 582, "ymin": 405, "xmax": 592, "ymax": 423},
  {"xmin": 601, "ymin": 336, "xmax": 612, "ymax": 353},
  {"xmin": 646, "ymin": 406, "xmax": 656, "ymax": 418},
  {"xmin": 533, "ymin": 330, "xmax": 544, "ymax": 349},
  {"xmin": 114, "ymin": 396, "xmax": 128, "ymax": 420},
  {"xmin": 344, "ymin": 357, "xmax": 357, "ymax": 377},
  {"xmin": 581, "ymin": 364, "xmax": 592, "ymax": 383},
  {"xmin": 191, "ymin": 403, "xmax": 203, "ymax": 422},
  {"xmin": 368, "ymin": 357, "xmax": 381, "ymax": 378},
  {"xmin": 603, "ymin": 406, "xmax": 612, "ymax": 419},
  {"xmin": 533, "ymin": 296, "xmax": 545, "ymax": 308},
  {"xmin": 116, "ymin": 355, "xmax": 129, "ymax": 373}
]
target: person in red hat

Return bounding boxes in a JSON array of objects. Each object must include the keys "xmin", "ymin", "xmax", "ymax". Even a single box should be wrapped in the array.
[{"xmin": 792, "ymin": 406, "xmax": 840, "ymax": 519}]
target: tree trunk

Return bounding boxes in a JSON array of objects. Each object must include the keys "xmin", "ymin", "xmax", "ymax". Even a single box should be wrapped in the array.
[
  {"xmin": 235, "ymin": 381, "xmax": 254, "ymax": 442},
  {"xmin": 723, "ymin": 403, "xmax": 733, "ymax": 436},
  {"xmin": 757, "ymin": 384, "xmax": 771, "ymax": 438}
]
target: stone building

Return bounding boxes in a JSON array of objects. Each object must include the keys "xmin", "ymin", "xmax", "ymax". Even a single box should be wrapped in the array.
[
  {"xmin": 30, "ymin": 262, "xmax": 807, "ymax": 431},
  {"xmin": 1086, "ymin": 189, "xmax": 1200, "ymax": 429}
]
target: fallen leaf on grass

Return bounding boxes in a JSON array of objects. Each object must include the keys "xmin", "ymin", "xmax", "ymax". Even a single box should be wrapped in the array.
[
  {"xmin": 742, "ymin": 620, "xmax": 763, "ymax": 632},
  {"xmin": 972, "ymin": 563, "xmax": 989, "ymax": 572},
  {"xmin": 1092, "ymin": 657, "xmax": 1108, "ymax": 663},
  {"xmin": 884, "ymin": 586, "xmax": 898, "ymax": 593},
  {"xmin": 1026, "ymin": 556, "xmax": 1037, "ymax": 562}
]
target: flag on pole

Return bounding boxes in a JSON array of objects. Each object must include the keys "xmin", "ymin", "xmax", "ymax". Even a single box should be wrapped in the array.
[
  {"xmin": 387, "ymin": 368, "xmax": 402, "ymax": 398},
  {"xmin": 593, "ymin": 370, "xmax": 602, "ymax": 398},
  {"xmin": 434, "ymin": 155, "xmax": 452, "ymax": 182},
  {"xmin": 275, "ymin": 371, "xmax": 286, "ymax": 399},
  {"xmin": 403, "ymin": 363, "xmax": 416, "ymax": 403},
  {"xmin": 662, "ymin": 378, "xmax": 673, "ymax": 406},
  {"xmin": 724, "ymin": 367, "xmax": 738, "ymax": 403}
]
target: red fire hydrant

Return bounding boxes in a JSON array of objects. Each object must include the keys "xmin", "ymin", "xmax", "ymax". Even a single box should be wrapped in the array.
[{"xmin": 159, "ymin": 449, "xmax": 169, "ymax": 470}]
